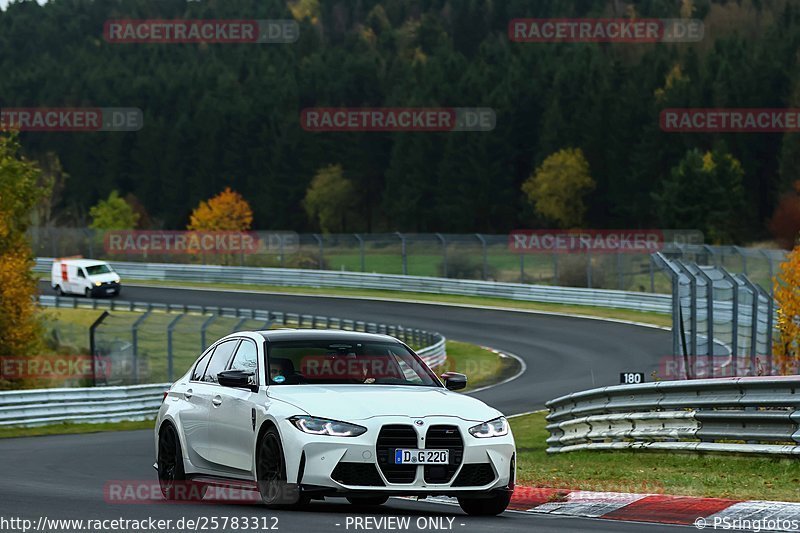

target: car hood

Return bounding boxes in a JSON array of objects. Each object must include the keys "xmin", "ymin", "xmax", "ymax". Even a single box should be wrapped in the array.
[
  {"xmin": 89, "ymin": 272, "xmax": 120, "ymax": 283},
  {"xmin": 267, "ymin": 385, "xmax": 501, "ymax": 422}
]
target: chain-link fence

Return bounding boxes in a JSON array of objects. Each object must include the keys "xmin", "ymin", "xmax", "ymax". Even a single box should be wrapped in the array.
[
  {"xmin": 28, "ymin": 227, "xmax": 789, "ymax": 292},
  {"xmin": 654, "ymin": 253, "xmax": 779, "ymax": 379}
]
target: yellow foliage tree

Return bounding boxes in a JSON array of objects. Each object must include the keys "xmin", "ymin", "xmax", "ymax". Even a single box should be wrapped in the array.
[
  {"xmin": 188, "ymin": 187, "xmax": 253, "ymax": 232},
  {"xmin": 774, "ymin": 245, "xmax": 800, "ymax": 374},
  {"xmin": 0, "ymin": 134, "xmax": 48, "ymax": 360},
  {"xmin": 521, "ymin": 148, "xmax": 595, "ymax": 228}
]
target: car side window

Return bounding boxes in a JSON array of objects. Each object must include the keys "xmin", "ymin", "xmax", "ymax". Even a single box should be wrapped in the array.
[
  {"xmin": 191, "ymin": 346, "xmax": 215, "ymax": 381},
  {"xmin": 77, "ymin": 268, "xmax": 85, "ymax": 278},
  {"xmin": 202, "ymin": 340, "xmax": 240, "ymax": 383},
  {"xmin": 229, "ymin": 339, "xmax": 258, "ymax": 385}
]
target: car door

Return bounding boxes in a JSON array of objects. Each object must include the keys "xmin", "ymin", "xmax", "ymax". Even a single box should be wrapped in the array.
[
  {"xmin": 181, "ymin": 339, "xmax": 240, "ymax": 470},
  {"xmin": 207, "ymin": 337, "xmax": 261, "ymax": 475}
]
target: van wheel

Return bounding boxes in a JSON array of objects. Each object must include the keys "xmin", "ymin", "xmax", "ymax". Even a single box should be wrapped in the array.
[
  {"xmin": 55, "ymin": 285, "xmax": 64, "ymax": 296},
  {"xmin": 84, "ymin": 288, "xmax": 91, "ymax": 298}
]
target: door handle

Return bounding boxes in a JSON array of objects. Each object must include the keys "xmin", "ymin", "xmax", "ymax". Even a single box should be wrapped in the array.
[
  {"xmin": 184, "ymin": 389, "xmax": 193, "ymax": 400},
  {"xmin": 212, "ymin": 395, "xmax": 223, "ymax": 407}
]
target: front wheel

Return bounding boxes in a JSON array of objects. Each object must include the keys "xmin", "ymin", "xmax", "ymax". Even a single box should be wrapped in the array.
[
  {"xmin": 457, "ymin": 490, "xmax": 512, "ymax": 516},
  {"xmin": 346, "ymin": 496, "xmax": 389, "ymax": 506},
  {"xmin": 84, "ymin": 287, "xmax": 92, "ymax": 298},
  {"xmin": 256, "ymin": 427, "xmax": 308, "ymax": 507},
  {"xmin": 157, "ymin": 424, "xmax": 207, "ymax": 501}
]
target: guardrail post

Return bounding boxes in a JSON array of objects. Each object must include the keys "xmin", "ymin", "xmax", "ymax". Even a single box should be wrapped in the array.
[
  {"xmin": 312, "ymin": 234, "xmax": 324, "ymax": 269},
  {"xmin": 354, "ymin": 234, "xmax": 365, "ymax": 272},
  {"xmin": 89, "ymin": 311, "xmax": 110, "ymax": 386},
  {"xmin": 475, "ymin": 234, "xmax": 487, "ymax": 281},
  {"xmin": 131, "ymin": 310, "xmax": 151, "ymax": 384},
  {"xmin": 167, "ymin": 314, "xmax": 185, "ymax": 382},
  {"xmin": 435, "ymin": 233, "xmax": 447, "ymax": 278},
  {"xmin": 396, "ymin": 232, "xmax": 407, "ymax": 275},
  {"xmin": 200, "ymin": 314, "xmax": 218, "ymax": 351}
]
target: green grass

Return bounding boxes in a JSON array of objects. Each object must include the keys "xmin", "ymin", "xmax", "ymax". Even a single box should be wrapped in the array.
[
  {"xmin": 0, "ymin": 418, "xmax": 155, "ymax": 439},
  {"xmin": 123, "ymin": 279, "xmax": 672, "ymax": 328},
  {"xmin": 511, "ymin": 412, "xmax": 800, "ymax": 502}
]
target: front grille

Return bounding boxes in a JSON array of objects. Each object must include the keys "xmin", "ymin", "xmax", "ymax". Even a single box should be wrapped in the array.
[
  {"xmin": 331, "ymin": 462, "xmax": 385, "ymax": 486},
  {"xmin": 423, "ymin": 425, "xmax": 463, "ymax": 483},
  {"xmin": 376, "ymin": 425, "xmax": 418, "ymax": 484},
  {"xmin": 452, "ymin": 463, "xmax": 496, "ymax": 487}
]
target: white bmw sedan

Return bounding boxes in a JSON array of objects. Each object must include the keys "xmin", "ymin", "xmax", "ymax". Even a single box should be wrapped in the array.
[{"xmin": 154, "ymin": 329, "xmax": 516, "ymax": 515}]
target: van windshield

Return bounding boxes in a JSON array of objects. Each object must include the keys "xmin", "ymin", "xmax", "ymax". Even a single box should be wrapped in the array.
[{"xmin": 85, "ymin": 264, "xmax": 112, "ymax": 276}]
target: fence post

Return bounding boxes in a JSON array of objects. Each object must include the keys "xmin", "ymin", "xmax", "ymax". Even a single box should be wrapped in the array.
[
  {"xmin": 552, "ymin": 252, "xmax": 558, "ymax": 285},
  {"xmin": 754, "ymin": 283, "xmax": 775, "ymax": 375},
  {"xmin": 520, "ymin": 254, "xmax": 525, "ymax": 283},
  {"xmin": 435, "ymin": 233, "xmax": 447, "ymax": 278},
  {"xmin": 89, "ymin": 310, "xmax": 110, "ymax": 387},
  {"xmin": 720, "ymin": 269, "xmax": 740, "ymax": 376},
  {"xmin": 652, "ymin": 253, "xmax": 686, "ymax": 375},
  {"xmin": 617, "ymin": 251, "xmax": 624, "ymax": 290},
  {"xmin": 695, "ymin": 267, "xmax": 715, "ymax": 378},
  {"xmin": 131, "ymin": 310, "xmax": 152, "ymax": 384},
  {"xmin": 167, "ymin": 314, "xmax": 185, "ymax": 382},
  {"xmin": 354, "ymin": 234, "xmax": 365, "ymax": 272},
  {"xmin": 312, "ymin": 234, "xmax": 324, "ymax": 269},
  {"xmin": 737, "ymin": 274, "xmax": 760, "ymax": 376},
  {"xmin": 586, "ymin": 248, "xmax": 593, "ymax": 289},
  {"xmin": 396, "ymin": 232, "xmax": 407, "ymax": 275},
  {"xmin": 761, "ymin": 250, "xmax": 774, "ymax": 295},
  {"xmin": 733, "ymin": 246, "xmax": 748, "ymax": 275},
  {"xmin": 200, "ymin": 314, "xmax": 218, "ymax": 351},
  {"xmin": 676, "ymin": 262, "xmax": 698, "ymax": 373},
  {"xmin": 475, "ymin": 233, "xmax": 487, "ymax": 281}
]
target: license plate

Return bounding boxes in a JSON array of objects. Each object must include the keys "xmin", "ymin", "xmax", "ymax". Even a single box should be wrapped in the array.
[
  {"xmin": 106, "ymin": 288, "xmax": 114, "ymax": 293},
  {"xmin": 394, "ymin": 449, "xmax": 449, "ymax": 464}
]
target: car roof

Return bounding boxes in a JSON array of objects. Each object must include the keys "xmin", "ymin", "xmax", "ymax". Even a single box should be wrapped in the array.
[
  {"xmin": 56, "ymin": 259, "xmax": 109, "ymax": 267},
  {"xmin": 255, "ymin": 329, "xmax": 401, "ymax": 344}
]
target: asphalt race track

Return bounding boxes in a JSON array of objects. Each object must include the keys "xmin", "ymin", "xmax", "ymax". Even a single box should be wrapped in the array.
[{"xmin": 12, "ymin": 282, "xmax": 698, "ymax": 532}]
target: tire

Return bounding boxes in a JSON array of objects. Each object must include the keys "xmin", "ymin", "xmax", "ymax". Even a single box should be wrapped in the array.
[
  {"xmin": 256, "ymin": 426, "xmax": 308, "ymax": 507},
  {"xmin": 346, "ymin": 496, "xmax": 389, "ymax": 506},
  {"xmin": 457, "ymin": 490, "xmax": 512, "ymax": 516},
  {"xmin": 157, "ymin": 424, "xmax": 207, "ymax": 501},
  {"xmin": 84, "ymin": 287, "xmax": 91, "ymax": 298},
  {"xmin": 55, "ymin": 285, "xmax": 64, "ymax": 296}
]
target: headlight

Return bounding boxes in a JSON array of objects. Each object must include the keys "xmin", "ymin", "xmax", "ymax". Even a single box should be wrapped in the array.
[
  {"xmin": 94, "ymin": 281, "xmax": 102, "ymax": 286},
  {"xmin": 289, "ymin": 416, "xmax": 367, "ymax": 437},
  {"xmin": 468, "ymin": 417, "xmax": 509, "ymax": 438}
]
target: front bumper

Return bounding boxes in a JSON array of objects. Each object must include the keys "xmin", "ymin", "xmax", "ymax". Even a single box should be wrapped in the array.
[
  {"xmin": 90, "ymin": 281, "xmax": 120, "ymax": 296},
  {"xmin": 280, "ymin": 416, "xmax": 515, "ymax": 496}
]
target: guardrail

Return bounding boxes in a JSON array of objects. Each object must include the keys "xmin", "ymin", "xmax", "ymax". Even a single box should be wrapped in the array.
[
  {"xmin": 545, "ymin": 377, "xmax": 800, "ymax": 456},
  {"xmin": 35, "ymin": 258, "xmax": 671, "ymax": 313},
  {"xmin": 0, "ymin": 383, "xmax": 167, "ymax": 427}
]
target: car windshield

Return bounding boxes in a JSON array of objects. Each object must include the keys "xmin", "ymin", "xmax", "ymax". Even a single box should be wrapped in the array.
[
  {"xmin": 85, "ymin": 264, "xmax": 112, "ymax": 275},
  {"xmin": 267, "ymin": 340, "xmax": 440, "ymax": 387}
]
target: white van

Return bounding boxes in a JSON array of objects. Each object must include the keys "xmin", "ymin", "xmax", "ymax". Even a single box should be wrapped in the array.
[{"xmin": 51, "ymin": 258, "xmax": 121, "ymax": 298}]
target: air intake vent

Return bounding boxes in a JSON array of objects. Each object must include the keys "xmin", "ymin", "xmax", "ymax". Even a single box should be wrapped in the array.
[
  {"xmin": 424, "ymin": 425, "xmax": 463, "ymax": 483},
  {"xmin": 376, "ymin": 425, "xmax": 418, "ymax": 484}
]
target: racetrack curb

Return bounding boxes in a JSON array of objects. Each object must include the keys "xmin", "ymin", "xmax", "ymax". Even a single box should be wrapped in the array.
[{"xmin": 427, "ymin": 487, "xmax": 800, "ymax": 530}]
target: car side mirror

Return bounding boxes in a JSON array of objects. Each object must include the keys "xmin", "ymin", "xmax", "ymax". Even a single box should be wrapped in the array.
[
  {"xmin": 218, "ymin": 370, "xmax": 258, "ymax": 392},
  {"xmin": 441, "ymin": 372, "xmax": 467, "ymax": 391}
]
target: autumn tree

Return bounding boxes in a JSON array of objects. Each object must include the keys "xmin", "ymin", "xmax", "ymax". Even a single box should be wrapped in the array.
[
  {"xmin": 188, "ymin": 187, "xmax": 253, "ymax": 231},
  {"xmin": 89, "ymin": 191, "xmax": 140, "ymax": 230},
  {"xmin": 521, "ymin": 148, "xmax": 595, "ymax": 228},
  {"xmin": 0, "ymin": 134, "xmax": 48, "ymax": 360},
  {"xmin": 774, "ymin": 244, "xmax": 800, "ymax": 374},
  {"xmin": 303, "ymin": 165, "xmax": 355, "ymax": 233}
]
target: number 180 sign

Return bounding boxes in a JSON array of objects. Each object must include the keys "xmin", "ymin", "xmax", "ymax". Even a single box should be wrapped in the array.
[{"xmin": 620, "ymin": 372, "xmax": 645, "ymax": 385}]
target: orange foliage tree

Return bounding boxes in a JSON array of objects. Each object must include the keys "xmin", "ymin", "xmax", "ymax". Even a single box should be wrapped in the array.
[
  {"xmin": 774, "ymin": 244, "xmax": 800, "ymax": 374},
  {"xmin": 0, "ymin": 134, "xmax": 48, "ymax": 360},
  {"xmin": 187, "ymin": 187, "xmax": 253, "ymax": 231}
]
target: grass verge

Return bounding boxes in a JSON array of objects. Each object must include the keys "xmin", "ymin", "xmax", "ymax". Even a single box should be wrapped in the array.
[
  {"xmin": 121, "ymin": 279, "xmax": 672, "ymax": 328},
  {"xmin": 0, "ymin": 419, "xmax": 155, "ymax": 439},
  {"xmin": 511, "ymin": 411, "xmax": 800, "ymax": 502}
]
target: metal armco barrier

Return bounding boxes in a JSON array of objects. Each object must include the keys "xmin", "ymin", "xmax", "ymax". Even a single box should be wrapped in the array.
[
  {"xmin": 546, "ymin": 377, "xmax": 800, "ymax": 456},
  {"xmin": 35, "ymin": 258, "xmax": 671, "ymax": 313},
  {"xmin": 0, "ymin": 383, "xmax": 168, "ymax": 427}
]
